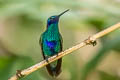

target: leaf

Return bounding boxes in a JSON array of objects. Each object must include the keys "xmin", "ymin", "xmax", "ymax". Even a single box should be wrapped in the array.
[
  {"xmin": 0, "ymin": 56, "xmax": 16, "ymax": 80},
  {"xmin": 0, "ymin": 56, "xmax": 43, "ymax": 80},
  {"xmin": 99, "ymin": 71, "xmax": 120, "ymax": 80},
  {"xmin": 86, "ymin": 17, "xmax": 106, "ymax": 30}
]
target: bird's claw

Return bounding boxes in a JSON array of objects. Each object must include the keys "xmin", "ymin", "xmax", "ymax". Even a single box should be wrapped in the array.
[
  {"xmin": 45, "ymin": 57, "xmax": 49, "ymax": 63},
  {"xmin": 56, "ymin": 54, "xmax": 59, "ymax": 57},
  {"xmin": 16, "ymin": 70, "xmax": 24, "ymax": 78}
]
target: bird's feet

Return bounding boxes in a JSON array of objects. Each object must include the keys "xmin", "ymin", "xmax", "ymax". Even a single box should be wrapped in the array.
[
  {"xmin": 45, "ymin": 57, "xmax": 49, "ymax": 63},
  {"xmin": 16, "ymin": 70, "xmax": 24, "ymax": 78},
  {"xmin": 56, "ymin": 54, "xmax": 59, "ymax": 57}
]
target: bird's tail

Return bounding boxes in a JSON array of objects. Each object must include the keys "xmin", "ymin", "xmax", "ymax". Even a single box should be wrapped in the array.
[{"xmin": 46, "ymin": 58, "xmax": 62, "ymax": 77}]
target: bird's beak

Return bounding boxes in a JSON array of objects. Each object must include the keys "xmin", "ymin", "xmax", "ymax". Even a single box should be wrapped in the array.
[{"xmin": 58, "ymin": 9, "xmax": 69, "ymax": 18}]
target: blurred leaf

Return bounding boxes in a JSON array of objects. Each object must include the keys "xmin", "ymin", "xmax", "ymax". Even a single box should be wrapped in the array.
[
  {"xmin": 85, "ymin": 17, "xmax": 107, "ymax": 30},
  {"xmin": 0, "ymin": 56, "xmax": 16, "ymax": 80},
  {"xmin": 65, "ymin": 55, "xmax": 79, "ymax": 80},
  {"xmin": 0, "ymin": 56, "xmax": 43, "ymax": 80},
  {"xmin": 18, "ymin": 14, "xmax": 43, "ymax": 28},
  {"xmin": 99, "ymin": 71, "xmax": 120, "ymax": 80},
  {"xmin": 80, "ymin": 36, "xmax": 120, "ymax": 80},
  {"xmin": 9, "ymin": 56, "xmax": 42, "ymax": 80}
]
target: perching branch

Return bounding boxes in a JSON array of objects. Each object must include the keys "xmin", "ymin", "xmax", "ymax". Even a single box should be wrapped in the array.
[{"xmin": 9, "ymin": 23, "xmax": 120, "ymax": 80}]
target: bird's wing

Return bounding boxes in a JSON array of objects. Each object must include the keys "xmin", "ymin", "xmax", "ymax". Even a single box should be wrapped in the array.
[
  {"xmin": 60, "ymin": 34, "xmax": 63, "ymax": 51},
  {"xmin": 39, "ymin": 35, "xmax": 46, "ymax": 59},
  {"xmin": 39, "ymin": 34, "xmax": 55, "ymax": 76},
  {"xmin": 53, "ymin": 35, "xmax": 63, "ymax": 76}
]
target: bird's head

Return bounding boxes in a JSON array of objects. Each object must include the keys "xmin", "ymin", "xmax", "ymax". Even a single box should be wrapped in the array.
[{"xmin": 47, "ymin": 9, "xmax": 69, "ymax": 27}]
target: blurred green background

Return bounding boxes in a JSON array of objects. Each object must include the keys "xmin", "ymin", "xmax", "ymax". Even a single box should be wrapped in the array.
[{"xmin": 0, "ymin": 0, "xmax": 120, "ymax": 80}]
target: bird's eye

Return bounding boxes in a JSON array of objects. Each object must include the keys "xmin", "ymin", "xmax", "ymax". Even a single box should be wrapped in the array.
[{"xmin": 50, "ymin": 17, "xmax": 54, "ymax": 20}]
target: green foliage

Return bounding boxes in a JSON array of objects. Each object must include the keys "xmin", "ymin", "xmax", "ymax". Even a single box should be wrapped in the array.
[
  {"xmin": 99, "ymin": 71, "xmax": 120, "ymax": 80},
  {"xmin": 0, "ymin": 56, "xmax": 43, "ymax": 80},
  {"xmin": 0, "ymin": 56, "xmax": 16, "ymax": 80},
  {"xmin": 85, "ymin": 17, "xmax": 107, "ymax": 30}
]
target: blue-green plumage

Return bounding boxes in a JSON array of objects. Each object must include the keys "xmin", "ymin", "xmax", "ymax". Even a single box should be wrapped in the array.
[
  {"xmin": 40, "ymin": 9, "xmax": 69, "ymax": 77},
  {"xmin": 41, "ymin": 23, "xmax": 62, "ymax": 56}
]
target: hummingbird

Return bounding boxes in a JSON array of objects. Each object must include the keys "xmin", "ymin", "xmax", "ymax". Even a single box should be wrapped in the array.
[{"xmin": 39, "ymin": 9, "xmax": 69, "ymax": 77}]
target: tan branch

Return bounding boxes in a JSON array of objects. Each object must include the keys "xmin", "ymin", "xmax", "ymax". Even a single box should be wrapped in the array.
[{"xmin": 9, "ymin": 23, "xmax": 120, "ymax": 80}]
